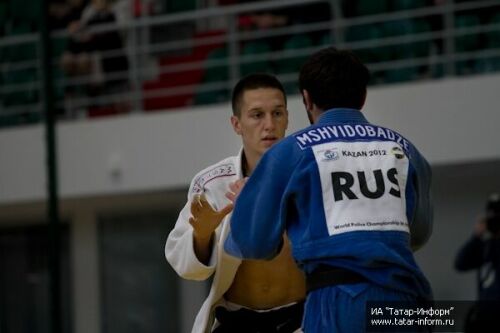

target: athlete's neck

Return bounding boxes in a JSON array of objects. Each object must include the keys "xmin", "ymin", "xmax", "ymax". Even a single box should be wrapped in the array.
[{"xmin": 241, "ymin": 151, "xmax": 259, "ymax": 177}]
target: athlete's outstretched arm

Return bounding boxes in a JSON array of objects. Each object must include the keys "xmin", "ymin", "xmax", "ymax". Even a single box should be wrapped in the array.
[{"xmin": 166, "ymin": 172, "xmax": 231, "ymax": 280}]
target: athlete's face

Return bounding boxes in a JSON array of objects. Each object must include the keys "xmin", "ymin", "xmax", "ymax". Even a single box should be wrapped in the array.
[{"xmin": 231, "ymin": 88, "xmax": 288, "ymax": 161}]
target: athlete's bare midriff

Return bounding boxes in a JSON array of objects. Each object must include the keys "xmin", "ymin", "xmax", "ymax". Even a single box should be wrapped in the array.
[{"xmin": 224, "ymin": 236, "xmax": 306, "ymax": 309}]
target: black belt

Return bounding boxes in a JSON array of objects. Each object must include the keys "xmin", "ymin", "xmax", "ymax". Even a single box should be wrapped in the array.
[
  {"xmin": 306, "ymin": 265, "xmax": 367, "ymax": 293},
  {"xmin": 213, "ymin": 301, "xmax": 304, "ymax": 333}
]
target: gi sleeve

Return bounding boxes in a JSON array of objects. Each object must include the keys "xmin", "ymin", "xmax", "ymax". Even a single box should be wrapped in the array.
[
  {"xmin": 224, "ymin": 146, "xmax": 296, "ymax": 259},
  {"xmin": 165, "ymin": 178, "xmax": 217, "ymax": 281},
  {"xmin": 409, "ymin": 149, "xmax": 433, "ymax": 251}
]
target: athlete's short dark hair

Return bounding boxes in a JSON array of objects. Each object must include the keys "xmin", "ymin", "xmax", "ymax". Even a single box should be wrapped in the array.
[
  {"xmin": 299, "ymin": 47, "xmax": 370, "ymax": 110},
  {"xmin": 232, "ymin": 73, "xmax": 286, "ymax": 117}
]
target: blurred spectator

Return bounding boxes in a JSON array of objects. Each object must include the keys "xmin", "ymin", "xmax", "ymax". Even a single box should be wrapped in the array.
[
  {"xmin": 217, "ymin": 0, "xmax": 237, "ymax": 5},
  {"xmin": 433, "ymin": 0, "xmax": 447, "ymax": 5},
  {"xmin": 49, "ymin": 0, "xmax": 90, "ymax": 30},
  {"xmin": 455, "ymin": 193, "xmax": 500, "ymax": 332},
  {"xmin": 237, "ymin": 1, "xmax": 331, "ymax": 46},
  {"xmin": 61, "ymin": 0, "xmax": 129, "ymax": 111}
]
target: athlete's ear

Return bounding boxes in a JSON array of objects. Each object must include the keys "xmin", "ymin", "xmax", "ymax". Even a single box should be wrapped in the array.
[
  {"xmin": 359, "ymin": 90, "xmax": 367, "ymax": 110},
  {"xmin": 284, "ymin": 108, "xmax": 289, "ymax": 130},
  {"xmin": 302, "ymin": 90, "xmax": 315, "ymax": 124},
  {"xmin": 231, "ymin": 115, "xmax": 242, "ymax": 135},
  {"xmin": 302, "ymin": 89, "xmax": 313, "ymax": 112}
]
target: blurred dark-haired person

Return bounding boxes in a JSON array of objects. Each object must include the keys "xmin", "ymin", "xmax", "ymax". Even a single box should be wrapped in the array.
[
  {"xmin": 61, "ymin": 0, "xmax": 128, "ymax": 100},
  {"xmin": 225, "ymin": 48, "xmax": 433, "ymax": 333},
  {"xmin": 166, "ymin": 73, "xmax": 306, "ymax": 333},
  {"xmin": 455, "ymin": 193, "xmax": 500, "ymax": 332}
]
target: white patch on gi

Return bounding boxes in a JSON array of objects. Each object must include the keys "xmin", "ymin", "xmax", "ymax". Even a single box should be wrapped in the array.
[{"xmin": 312, "ymin": 141, "xmax": 410, "ymax": 236}]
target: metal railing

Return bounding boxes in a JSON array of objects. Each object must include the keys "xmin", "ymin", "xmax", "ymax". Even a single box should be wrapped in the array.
[{"xmin": 0, "ymin": 0, "xmax": 499, "ymax": 126}]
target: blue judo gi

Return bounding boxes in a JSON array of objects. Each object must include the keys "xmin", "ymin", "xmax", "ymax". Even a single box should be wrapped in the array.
[{"xmin": 225, "ymin": 108, "xmax": 433, "ymax": 332}]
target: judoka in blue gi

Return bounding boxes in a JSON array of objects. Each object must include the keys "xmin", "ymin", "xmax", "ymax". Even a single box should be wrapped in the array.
[{"xmin": 224, "ymin": 47, "xmax": 433, "ymax": 333}]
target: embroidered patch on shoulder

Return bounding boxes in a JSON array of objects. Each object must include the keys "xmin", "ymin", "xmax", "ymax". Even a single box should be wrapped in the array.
[{"xmin": 192, "ymin": 163, "xmax": 237, "ymax": 194}]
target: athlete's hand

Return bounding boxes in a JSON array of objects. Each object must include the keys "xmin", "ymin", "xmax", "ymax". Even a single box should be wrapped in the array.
[
  {"xmin": 189, "ymin": 193, "xmax": 233, "ymax": 240},
  {"xmin": 225, "ymin": 177, "xmax": 248, "ymax": 204}
]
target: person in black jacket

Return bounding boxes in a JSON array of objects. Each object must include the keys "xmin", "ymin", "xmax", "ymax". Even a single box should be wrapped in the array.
[
  {"xmin": 455, "ymin": 193, "xmax": 500, "ymax": 332},
  {"xmin": 61, "ymin": 0, "xmax": 128, "ymax": 97}
]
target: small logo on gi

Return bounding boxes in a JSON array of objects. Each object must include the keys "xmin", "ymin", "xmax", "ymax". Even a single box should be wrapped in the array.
[
  {"xmin": 322, "ymin": 149, "xmax": 339, "ymax": 161},
  {"xmin": 391, "ymin": 146, "xmax": 405, "ymax": 159}
]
